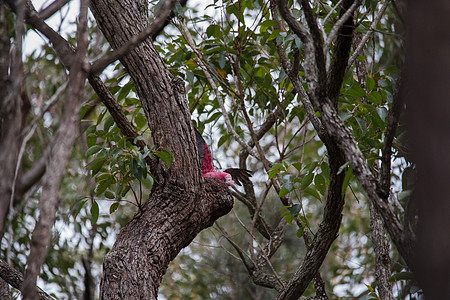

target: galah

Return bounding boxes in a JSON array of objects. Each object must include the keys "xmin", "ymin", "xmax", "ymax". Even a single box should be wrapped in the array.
[{"xmin": 195, "ymin": 128, "xmax": 252, "ymax": 186}]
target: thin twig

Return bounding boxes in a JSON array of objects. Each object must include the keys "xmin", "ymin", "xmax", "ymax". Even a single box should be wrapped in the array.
[
  {"xmin": 179, "ymin": 21, "xmax": 261, "ymax": 160},
  {"xmin": 347, "ymin": 0, "xmax": 392, "ymax": 70}
]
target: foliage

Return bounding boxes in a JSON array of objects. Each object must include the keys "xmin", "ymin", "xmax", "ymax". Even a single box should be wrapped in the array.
[{"xmin": 0, "ymin": 0, "xmax": 421, "ymax": 299}]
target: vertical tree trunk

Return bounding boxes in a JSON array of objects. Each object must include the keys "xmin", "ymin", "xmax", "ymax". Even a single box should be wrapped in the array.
[
  {"xmin": 406, "ymin": 1, "xmax": 450, "ymax": 298},
  {"xmin": 0, "ymin": 1, "xmax": 27, "ymax": 236},
  {"xmin": 89, "ymin": 0, "xmax": 234, "ymax": 298}
]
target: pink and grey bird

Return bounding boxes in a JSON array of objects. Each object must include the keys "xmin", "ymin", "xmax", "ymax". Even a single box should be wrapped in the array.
[{"xmin": 195, "ymin": 128, "xmax": 252, "ymax": 186}]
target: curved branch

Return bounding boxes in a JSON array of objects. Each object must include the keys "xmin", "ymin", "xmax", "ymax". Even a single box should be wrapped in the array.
[
  {"xmin": 0, "ymin": 259, "xmax": 55, "ymax": 300},
  {"xmin": 319, "ymin": 99, "xmax": 414, "ymax": 267}
]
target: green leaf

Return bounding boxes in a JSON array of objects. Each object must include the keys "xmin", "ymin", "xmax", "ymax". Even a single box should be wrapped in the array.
[
  {"xmin": 296, "ymin": 227, "xmax": 304, "ymax": 238},
  {"xmin": 366, "ymin": 76, "xmax": 376, "ymax": 91},
  {"xmin": 341, "ymin": 168, "xmax": 354, "ymax": 197},
  {"xmin": 117, "ymin": 81, "xmax": 133, "ymax": 101},
  {"xmin": 91, "ymin": 201, "xmax": 99, "ymax": 225},
  {"xmin": 104, "ymin": 115, "xmax": 114, "ymax": 132},
  {"xmin": 314, "ymin": 173, "xmax": 326, "ymax": 195},
  {"xmin": 269, "ymin": 163, "xmax": 285, "ymax": 179},
  {"xmin": 121, "ymin": 185, "xmax": 131, "ymax": 197},
  {"xmin": 154, "ymin": 151, "xmax": 173, "ymax": 169},
  {"xmin": 366, "ymin": 92, "xmax": 382, "ymax": 105},
  {"xmin": 130, "ymin": 157, "xmax": 143, "ymax": 180},
  {"xmin": 343, "ymin": 85, "xmax": 366, "ymax": 98},
  {"xmin": 268, "ymin": 29, "xmax": 280, "ymax": 41},
  {"xmin": 377, "ymin": 107, "xmax": 388, "ymax": 122},
  {"xmin": 96, "ymin": 179, "xmax": 110, "ymax": 196},
  {"xmin": 389, "ymin": 271, "xmax": 414, "ymax": 282},
  {"xmin": 87, "ymin": 156, "xmax": 107, "ymax": 175},
  {"xmin": 135, "ymin": 113, "xmax": 147, "ymax": 130},
  {"xmin": 304, "ymin": 187, "xmax": 322, "ymax": 201},
  {"xmin": 340, "ymin": 111, "xmax": 352, "ymax": 122},
  {"xmin": 104, "ymin": 191, "xmax": 115, "ymax": 199},
  {"xmin": 292, "ymin": 162, "xmax": 302, "ymax": 171},
  {"xmin": 206, "ymin": 24, "xmax": 220, "ymax": 37},
  {"xmin": 289, "ymin": 204, "xmax": 301, "ymax": 217},
  {"xmin": 110, "ymin": 85, "xmax": 120, "ymax": 95},
  {"xmin": 85, "ymin": 145, "xmax": 103, "ymax": 157},
  {"xmin": 307, "ymin": 161, "xmax": 318, "ymax": 172},
  {"xmin": 278, "ymin": 187, "xmax": 290, "ymax": 197},
  {"xmin": 300, "ymin": 173, "xmax": 314, "ymax": 190},
  {"xmin": 356, "ymin": 117, "xmax": 367, "ymax": 136},
  {"xmin": 218, "ymin": 52, "xmax": 226, "ymax": 69},
  {"xmin": 364, "ymin": 283, "xmax": 375, "ymax": 293},
  {"xmin": 71, "ymin": 197, "xmax": 88, "ymax": 219},
  {"xmin": 109, "ymin": 202, "xmax": 119, "ymax": 214},
  {"xmin": 260, "ymin": 20, "xmax": 278, "ymax": 32},
  {"xmin": 110, "ymin": 147, "xmax": 123, "ymax": 165},
  {"xmin": 283, "ymin": 175, "xmax": 293, "ymax": 190}
]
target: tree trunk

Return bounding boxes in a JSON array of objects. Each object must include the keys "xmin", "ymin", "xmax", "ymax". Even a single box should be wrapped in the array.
[
  {"xmin": 0, "ymin": 1, "xmax": 27, "ymax": 236},
  {"xmin": 89, "ymin": 0, "xmax": 234, "ymax": 298},
  {"xmin": 406, "ymin": 1, "xmax": 450, "ymax": 298}
]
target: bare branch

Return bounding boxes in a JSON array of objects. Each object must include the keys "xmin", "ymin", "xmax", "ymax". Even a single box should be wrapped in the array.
[
  {"xmin": 300, "ymin": 0, "xmax": 327, "ymax": 89},
  {"xmin": 347, "ymin": 0, "xmax": 392, "ymax": 69},
  {"xmin": 11, "ymin": 0, "xmax": 154, "ymax": 168},
  {"xmin": 323, "ymin": 0, "xmax": 361, "ymax": 70},
  {"xmin": 151, "ymin": 0, "xmax": 187, "ymax": 40},
  {"xmin": 22, "ymin": 0, "xmax": 90, "ymax": 298},
  {"xmin": 326, "ymin": 0, "xmax": 357, "ymax": 107},
  {"xmin": 379, "ymin": 78, "xmax": 402, "ymax": 197},
  {"xmin": 38, "ymin": 0, "xmax": 70, "ymax": 20},
  {"xmin": 324, "ymin": 0, "xmax": 361, "ymax": 69},
  {"xmin": 319, "ymin": 99, "xmax": 414, "ymax": 267},
  {"xmin": 0, "ymin": 258, "xmax": 55, "ymax": 300},
  {"xmin": 271, "ymin": 0, "xmax": 327, "ymax": 141}
]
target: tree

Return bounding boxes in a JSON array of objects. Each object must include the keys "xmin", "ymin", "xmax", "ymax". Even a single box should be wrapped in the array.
[{"xmin": 1, "ymin": 0, "xmax": 446, "ymax": 299}]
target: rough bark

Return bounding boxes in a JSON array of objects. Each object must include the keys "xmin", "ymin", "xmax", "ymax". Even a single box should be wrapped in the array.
[
  {"xmin": 405, "ymin": 1, "xmax": 450, "ymax": 298},
  {"xmin": 0, "ymin": 277, "xmax": 13, "ymax": 300},
  {"xmin": 100, "ymin": 181, "xmax": 232, "ymax": 299},
  {"xmin": 369, "ymin": 202, "xmax": 393, "ymax": 299},
  {"xmin": 273, "ymin": 1, "xmax": 354, "ymax": 298},
  {"xmin": 0, "ymin": 258, "xmax": 55, "ymax": 300},
  {"xmin": 88, "ymin": 0, "xmax": 235, "ymax": 298}
]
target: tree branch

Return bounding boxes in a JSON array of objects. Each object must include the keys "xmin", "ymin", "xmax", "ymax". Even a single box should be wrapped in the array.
[
  {"xmin": 326, "ymin": 0, "xmax": 358, "ymax": 107},
  {"xmin": 8, "ymin": 0, "xmax": 156, "ymax": 168},
  {"xmin": 324, "ymin": 0, "xmax": 361, "ymax": 70},
  {"xmin": 38, "ymin": 0, "xmax": 70, "ymax": 20},
  {"xmin": 90, "ymin": 0, "xmax": 180, "ymax": 75},
  {"xmin": 0, "ymin": 258, "xmax": 55, "ymax": 299},
  {"xmin": 319, "ymin": 99, "xmax": 414, "ymax": 267},
  {"xmin": 369, "ymin": 201, "xmax": 393, "ymax": 299},
  {"xmin": 272, "ymin": 0, "xmax": 327, "ymax": 141},
  {"xmin": 22, "ymin": 0, "xmax": 89, "ymax": 298},
  {"xmin": 379, "ymin": 78, "xmax": 402, "ymax": 198},
  {"xmin": 300, "ymin": 0, "xmax": 327, "ymax": 92},
  {"xmin": 179, "ymin": 21, "xmax": 262, "ymax": 160},
  {"xmin": 347, "ymin": 1, "xmax": 392, "ymax": 70}
]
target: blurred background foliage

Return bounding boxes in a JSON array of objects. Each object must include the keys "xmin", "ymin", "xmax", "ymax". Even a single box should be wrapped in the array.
[{"xmin": 0, "ymin": 0, "xmax": 419, "ymax": 299}]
